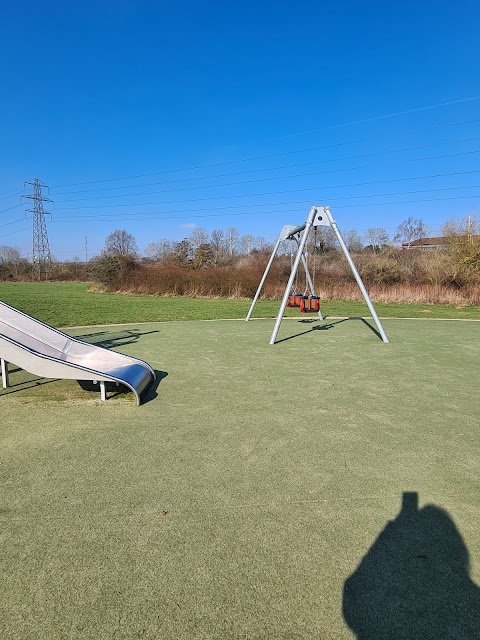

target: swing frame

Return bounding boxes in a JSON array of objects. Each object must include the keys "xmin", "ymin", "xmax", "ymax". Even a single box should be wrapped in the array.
[{"xmin": 245, "ymin": 205, "xmax": 390, "ymax": 345}]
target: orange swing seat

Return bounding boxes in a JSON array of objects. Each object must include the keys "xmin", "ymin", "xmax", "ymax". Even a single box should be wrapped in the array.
[
  {"xmin": 299, "ymin": 295, "xmax": 321, "ymax": 313},
  {"xmin": 286, "ymin": 292, "xmax": 302, "ymax": 308}
]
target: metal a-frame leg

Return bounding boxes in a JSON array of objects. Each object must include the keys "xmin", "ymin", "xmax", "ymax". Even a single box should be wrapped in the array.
[
  {"xmin": 246, "ymin": 224, "xmax": 297, "ymax": 321},
  {"xmin": 1, "ymin": 358, "xmax": 9, "ymax": 389},
  {"xmin": 322, "ymin": 207, "xmax": 389, "ymax": 343},
  {"xmin": 270, "ymin": 207, "xmax": 318, "ymax": 344}
]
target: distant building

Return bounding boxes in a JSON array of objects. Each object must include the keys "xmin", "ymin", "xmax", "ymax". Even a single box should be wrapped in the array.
[
  {"xmin": 402, "ymin": 236, "xmax": 480, "ymax": 250},
  {"xmin": 401, "ymin": 237, "xmax": 446, "ymax": 250}
]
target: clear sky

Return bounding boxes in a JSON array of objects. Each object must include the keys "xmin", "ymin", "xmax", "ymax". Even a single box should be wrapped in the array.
[{"xmin": 1, "ymin": 0, "xmax": 480, "ymax": 260}]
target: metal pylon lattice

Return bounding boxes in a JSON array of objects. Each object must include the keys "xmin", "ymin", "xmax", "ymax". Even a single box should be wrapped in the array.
[{"xmin": 23, "ymin": 178, "xmax": 53, "ymax": 278}]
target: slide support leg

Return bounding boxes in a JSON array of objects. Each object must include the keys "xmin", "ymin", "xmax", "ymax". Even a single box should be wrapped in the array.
[{"xmin": 1, "ymin": 359, "xmax": 9, "ymax": 389}]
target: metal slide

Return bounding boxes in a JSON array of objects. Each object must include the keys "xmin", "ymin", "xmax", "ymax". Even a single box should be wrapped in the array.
[{"xmin": 0, "ymin": 301, "xmax": 155, "ymax": 405}]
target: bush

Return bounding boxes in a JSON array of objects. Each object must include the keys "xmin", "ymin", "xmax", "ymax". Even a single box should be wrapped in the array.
[
  {"xmin": 350, "ymin": 253, "xmax": 408, "ymax": 285},
  {"xmin": 85, "ymin": 245, "xmax": 480, "ymax": 304},
  {"xmin": 90, "ymin": 254, "xmax": 138, "ymax": 289},
  {"xmin": 421, "ymin": 241, "xmax": 480, "ymax": 288}
]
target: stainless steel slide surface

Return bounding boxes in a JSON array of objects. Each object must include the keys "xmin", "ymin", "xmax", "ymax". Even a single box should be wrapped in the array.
[{"xmin": 0, "ymin": 301, "xmax": 155, "ymax": 405}]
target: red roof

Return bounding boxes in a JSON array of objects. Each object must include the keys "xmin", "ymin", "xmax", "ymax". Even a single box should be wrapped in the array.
[
  {"xmin": 403, "ymin": 235, "xmax": 480, "ymax": 247},
  {"xmin": 404, "ymin": 237, "xmax": 446, "ymax": 247}
]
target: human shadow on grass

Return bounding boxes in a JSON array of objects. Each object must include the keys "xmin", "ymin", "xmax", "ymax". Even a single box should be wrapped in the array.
[
  {"xmin": 343, "ymin": 492, "xmax": 480, "ymax": 639},
  {"xmin": 72, "ymin": 328, "xmax": 160, "ymax": 350},
  {"xmin": 77, "ymin": 369, "xmax": 167, "ymax": 404}
]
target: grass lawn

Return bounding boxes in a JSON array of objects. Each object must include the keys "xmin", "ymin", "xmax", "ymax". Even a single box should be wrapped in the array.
[
  {"xmin": 0, "ymin": 281, "xmax": 479, "ymax": 326},
  {"xmin": 1, "ymin": 313, "xmax": 479, "ymax": 638}
]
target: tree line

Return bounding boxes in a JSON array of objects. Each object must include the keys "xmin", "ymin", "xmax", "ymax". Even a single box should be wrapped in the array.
[
  {"xmin": 87, "ymin": 215, "xmax": 479, "ymax": 304},
  {"xmin": 99, "ymin": 216, "xmax": 432, "ymax": 266},
  {"xmin": 1, "ymin": 216, "xmax": 478, "ymax": 306}
]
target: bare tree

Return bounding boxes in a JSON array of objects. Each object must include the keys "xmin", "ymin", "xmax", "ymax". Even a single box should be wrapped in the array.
[
  {"xmin": 144, "ymin": 239, "xmax": 173, "ymax": 261},
  {"xmin": 0, "ymin": 245, "xmax": 22, "ymax": 278},
  {"xmin": 103, "ymin": 229, "xmax": 138, "ymax": 256},
  {"xmin": 366, "ymin": 227, "xmax": 390, "ymax": 252},
  {"xmin": 253, "ymin": 236, "xmax": 268, "ymax": 251},
  {"xmin": 442, "ymin": 215, "xmax": 480, "ymax": 239},
  {"xmin": 0, "ymin": 245, "xmax": 21, "ymax": 263},
  {"xmin": 394, "ymin": 217, "xmax": 428, "ymax": 249},
  {"xmin": 310, "ymin": 227, "xmax": 336, "ymax": 253},
  {"xmin": 210, "ymin": 229, "xmax": 225, "ymax": 265},
  {"xmin": 188, "ymin": 226, "xmax": 209, "ymax": 251},
  {"xmin": 240, "ymin": 234, "xmax": 254, "ymax": 256},
  {"xmin": 225, "ymin": 226, "xmax": 239, "ymax": 257},
  {"xmin": 343, "ymin": 229, "xmax": 364, "ymax": 253}
]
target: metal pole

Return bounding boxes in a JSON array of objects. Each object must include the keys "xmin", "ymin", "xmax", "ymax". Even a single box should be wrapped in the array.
[
  {"xmin": 270, "ymin": 207, "xmax": 318, "ymax": 344},
  {"xmin": 1, "ymin": 358, "xmax": 9, "ymax": 389},
  {"xmin": 245, "ymin": 236, "xmax": 282, "ymax": 321},
  {"xmin": 326, "ymin": 209, "xmax": 389, "ymax": 343},
  {"xmin": 286, "ymin": 222, "xmax": 306, "ymax": 238}
]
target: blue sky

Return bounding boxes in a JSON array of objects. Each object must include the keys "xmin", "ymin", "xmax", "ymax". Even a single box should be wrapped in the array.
[{"xmin": 1, "ymin": 0, "xmax": 480, "ymax": 260}]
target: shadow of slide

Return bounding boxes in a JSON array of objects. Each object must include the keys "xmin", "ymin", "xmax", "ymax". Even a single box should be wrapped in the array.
[
  {"xmin": 73, "ymin": 328, "xmax": 160, "ymax": 350},
  {"xmin": 343, "ymin": 492, "xmax": 480, "ymax": 639},
  {"xmin": 78, "ymin": 370, "xmax": 167, "ymax": 404}
]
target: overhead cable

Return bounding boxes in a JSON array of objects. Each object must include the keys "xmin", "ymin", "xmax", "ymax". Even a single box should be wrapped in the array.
[{"xmin": 51, "ymin": 115, "xmax": 480, "ymax": 189}]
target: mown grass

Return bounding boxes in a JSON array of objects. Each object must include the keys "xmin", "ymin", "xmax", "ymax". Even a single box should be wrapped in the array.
[
  {"xmin": 1, "ymin": 318, "xmax": 480, "ymax": 639},
  {"xmin": 0, "ymin": 282, "xmax": 479, "ymax": 326}
]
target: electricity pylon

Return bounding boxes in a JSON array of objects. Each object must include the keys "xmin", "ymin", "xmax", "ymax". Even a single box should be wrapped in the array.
[{"xmin": 23, "ymin": 178, "xmax": 53, "ymax": 279}]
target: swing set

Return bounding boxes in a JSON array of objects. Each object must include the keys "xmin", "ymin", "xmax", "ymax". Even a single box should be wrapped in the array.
[{"xmin": 246, "ymin": 206, "xmax": 389, "ymax": 345}]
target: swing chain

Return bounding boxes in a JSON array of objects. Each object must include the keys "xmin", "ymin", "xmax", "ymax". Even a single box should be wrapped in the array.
[
  {"xmin": 312, "ymin": 227, "xmax": 317, "ymax": 295},
  {"xmin": 291, "ymin": 236, "xmax": 299, "ymax": 293}
]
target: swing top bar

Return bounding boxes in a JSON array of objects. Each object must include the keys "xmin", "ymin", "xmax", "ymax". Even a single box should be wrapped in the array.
[{"xmin": 286, "ymin": 223, "xmax": 306, "ymax": 238}]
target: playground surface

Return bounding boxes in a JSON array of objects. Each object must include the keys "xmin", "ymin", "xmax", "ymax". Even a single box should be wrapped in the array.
[{"xmin": 1, "ymin": 316, "xmax": 480, "ymax": 639}]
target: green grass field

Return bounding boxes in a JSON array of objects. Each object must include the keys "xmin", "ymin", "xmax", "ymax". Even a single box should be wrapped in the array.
[
  {"xmin": 0, "ymin": 281, "xmax": 479, "ymax": 326},
  {"xmin": 1, "ymin": 284, "xmax": 480, "ymax": 638}
]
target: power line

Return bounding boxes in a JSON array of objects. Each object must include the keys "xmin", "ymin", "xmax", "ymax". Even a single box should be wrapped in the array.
[
  {"xmin": 55, "ymin": 199, "xmax": 317, "ymax": 219},
  {"xmin": 50, "ymin": 188, "xmax": 480, "ymax": 224},
  {"xmin": 0, "ymin": 198, "xmax": 455, "ymax": 239},
  {"xmin": 45, "ymin": 192, "xmax": 480, "ymax": 228},
  {"xmin": 50, "ymin": 135, "xmax": 480, "ymax": 200},
  {"xmin": 0, "ymin": 203, "xmax": 24, "ymax": 215},
  {"xmin": 0, "ymin": 190, "xmax": 24, "ymax": 202},
  {"xmin": 54, "ymin": 157, "xmax": 480, "ymax": 212},
  {"xmin": 0, "ymin": 226, "xmax": 31, "ymax": 239},
  {"xmin": 60, "ymin": 153, "xmax": 480, "ymax": 205},
  {"xmin": 49, "ymin": 168, "xmax": 480, "ymax": 215},
  {"xmin": 55, "ymin": 147, "xmax": 480, "ymax": 196},
  {"xmin": 338, "ymin": 194, "xmax": 480, "ymax": 209},
  {"xmin": 2, "ymin": 193, "xmax": 473, "ymax": 240},
  {"xmin": 315, "ymin": 95, "xmax": 480, "ymax": 130},
  {"xmin": 50, "ymin": 115, "xmax": 480, "ymax": 189},
  {"xmin": 0, "ymin": 217, "xmax": 26, "ymax": 229},
  {"xmin": 53, "ymin": 149, "xmax": 480, "ymax": 210}
]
